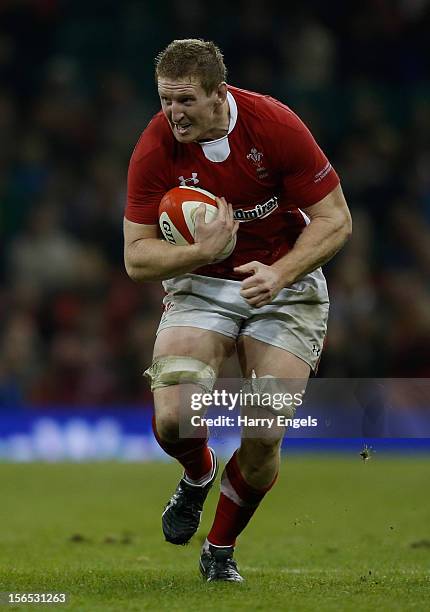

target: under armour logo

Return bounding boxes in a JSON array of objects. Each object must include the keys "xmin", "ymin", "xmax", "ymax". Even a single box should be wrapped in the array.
[
  {"xmin": 178, "ymin": 173, "xmax": 199, "ymax": 186},
  {"xmin": 312, "ymin": 344, "xmax": 321, "ymax": 356}
]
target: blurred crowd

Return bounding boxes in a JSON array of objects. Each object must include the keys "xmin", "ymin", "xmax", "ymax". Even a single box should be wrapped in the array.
[{"xmin": 1, "ymin": 0, "xmax": 430, "ymax": 406}]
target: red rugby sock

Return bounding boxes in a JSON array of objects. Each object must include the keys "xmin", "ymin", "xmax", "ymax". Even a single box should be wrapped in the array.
[
  {"xmin": 152, "ymin": 415, "xmax": 213, "ymax": 481},
  {"xmin": 207, "ymin": 451, "xmax": 277, "ymax": 547}
]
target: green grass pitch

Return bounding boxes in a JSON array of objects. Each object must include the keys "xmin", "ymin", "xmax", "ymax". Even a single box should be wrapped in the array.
[{"xmin": 0, "ymin": 455, "xmax": 429, "ymax": 611}]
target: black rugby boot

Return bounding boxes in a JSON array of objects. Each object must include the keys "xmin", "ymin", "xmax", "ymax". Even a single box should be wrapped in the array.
[
  {"xmin": 162, "ymin": 448, "xmax": 218, "ymax": 545},
  {"xmin": 199, "ymin": 544, "xmax": 244, "ymax": 582}
]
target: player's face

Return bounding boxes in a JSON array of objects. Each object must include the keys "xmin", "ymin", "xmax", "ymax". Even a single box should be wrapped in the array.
[{"xmin": 157, "ymin": 77, "xmax": 228, "ymax": 143}]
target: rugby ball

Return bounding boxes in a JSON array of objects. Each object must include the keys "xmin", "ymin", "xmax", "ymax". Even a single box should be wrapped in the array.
[{"xmin": 158, "ymin": 186, "xmax": 236, "ymax": 262}]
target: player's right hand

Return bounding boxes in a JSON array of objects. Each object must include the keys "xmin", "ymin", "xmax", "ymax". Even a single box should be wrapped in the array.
[{"xmin": 194, "ymin": 196, "xmax": 239, "ymax": 263}]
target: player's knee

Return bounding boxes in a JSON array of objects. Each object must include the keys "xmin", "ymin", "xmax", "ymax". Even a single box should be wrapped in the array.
[
  {"xmin": 241, "ymin": 437, "xmax": 282, "ymax": 466},
  {"xmin": 154, "ymin": 412, "xmax": 180, "ymax": 443},
  {"xmin": 253, "ymin": 436, "xmax": 282, "ymax": 453}
]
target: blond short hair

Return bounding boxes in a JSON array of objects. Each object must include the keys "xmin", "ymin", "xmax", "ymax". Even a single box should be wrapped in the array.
[{"xmin": 155, "ymin": 39, "xmax": 227, "ymax": 94}]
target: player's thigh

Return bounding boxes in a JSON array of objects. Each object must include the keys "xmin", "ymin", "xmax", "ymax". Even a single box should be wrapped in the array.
[
  {"xmin": 237, "ymin": 335, "xmax": 311, "ymax": 379},
  {"xmin": 152, "ymin": 326, "xmax": 235, "ymax": 435},
  {"xmin": 153, "ymin": 325, "xmax": 235, "ymax": 366}
]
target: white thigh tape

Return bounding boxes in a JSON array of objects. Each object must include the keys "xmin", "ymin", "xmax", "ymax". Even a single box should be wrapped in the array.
[
  {"xmin": 144, "ymin": 356, "xmax": 216, "ymax": 393},
  {"xmin": 241, "ymin": 370, "xmax": 302, "ymax": 419}
]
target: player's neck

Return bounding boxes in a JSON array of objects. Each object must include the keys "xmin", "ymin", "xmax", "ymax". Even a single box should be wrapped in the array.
[{"xmin": 198, "ymin": 99, "xmax": 230, "ymax": 142}]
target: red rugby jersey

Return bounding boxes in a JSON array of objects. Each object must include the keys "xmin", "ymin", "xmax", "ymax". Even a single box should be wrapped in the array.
[{"xmin": 126, "ymin": 85, "xmax": 340, "ymax": 280}]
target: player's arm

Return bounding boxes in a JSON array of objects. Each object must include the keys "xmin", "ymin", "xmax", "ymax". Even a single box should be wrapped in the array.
[
  {"xmin": 124, "ymin": 198, "xmax": 238, "ymax": 282},
  {"xmin": 235, "ymin": 184, "xmax": 351, "ymax": 307},
  {"xmin": 272, "ymin": 183, "xmax": 351, "ymax": 283}
]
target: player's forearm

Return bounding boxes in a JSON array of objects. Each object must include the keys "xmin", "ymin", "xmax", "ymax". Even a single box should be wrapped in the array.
[
  {"xmin": 125, "ymin": 238, "xmax": 210, "ymax": 281},
  {"xmin": 272, "ymin": 216, "xmax": 352, "ymax": 286}
]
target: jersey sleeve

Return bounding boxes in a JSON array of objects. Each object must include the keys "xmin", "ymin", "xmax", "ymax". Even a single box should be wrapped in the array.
[
  {"xmin": 265, "ymin": 101, "xmax": 340, "ymax": 208},
  {"xmin": 125, "ymin": 120, "xmax": 172, "ymax": 225}
]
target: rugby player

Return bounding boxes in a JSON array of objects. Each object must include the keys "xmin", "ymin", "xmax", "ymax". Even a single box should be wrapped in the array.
[{"xmin": 124, "ymin": 39, "xmax": 352, "ymax": 582}]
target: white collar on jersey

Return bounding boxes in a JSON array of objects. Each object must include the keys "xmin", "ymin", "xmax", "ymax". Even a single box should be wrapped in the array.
[{"xmin": 198, "ymin": 90, "xmax": 238, "ymax": 163}]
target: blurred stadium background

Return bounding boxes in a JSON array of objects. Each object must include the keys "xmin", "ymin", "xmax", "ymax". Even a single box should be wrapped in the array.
[{"xmin": 1, "ymin": 0, "xmax": 430, "ymax": 460}]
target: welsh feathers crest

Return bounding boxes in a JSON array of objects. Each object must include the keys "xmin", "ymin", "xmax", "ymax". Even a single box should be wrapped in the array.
[{"xmin": 247, "ymin": 147, "xmax": 263, "ymax": 165}]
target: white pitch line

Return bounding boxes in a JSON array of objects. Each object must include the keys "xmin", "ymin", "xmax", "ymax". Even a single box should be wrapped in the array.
[{"xmin": 239, "ymin": 567, "xmax": 429, "ymax": 576}]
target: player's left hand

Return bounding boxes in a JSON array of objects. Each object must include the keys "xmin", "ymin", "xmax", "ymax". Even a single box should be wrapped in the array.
[{"xmin": 234, "ymin": 261, "xmax": 284, "ymax": 308}]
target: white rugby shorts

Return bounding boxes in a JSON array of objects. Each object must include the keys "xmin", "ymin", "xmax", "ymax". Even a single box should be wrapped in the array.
[{"xmin": 157, "ymin": 271, "xmax": 329, "ymax": 371}]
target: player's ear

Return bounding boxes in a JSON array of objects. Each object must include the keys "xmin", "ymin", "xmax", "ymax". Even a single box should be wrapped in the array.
[{"xmin": 216, "ymin": 82, "xmax": 228, "ymax": 105}]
